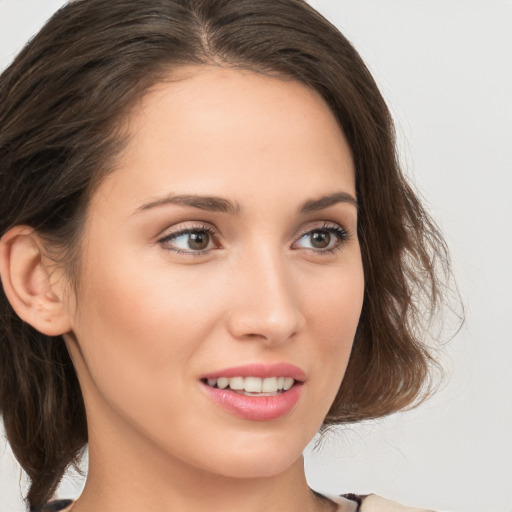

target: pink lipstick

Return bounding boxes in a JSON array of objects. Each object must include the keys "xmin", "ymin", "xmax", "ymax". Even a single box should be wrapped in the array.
[{"xmin": 200, "ymin": 363, "xmax": 305, "ymax": 421}]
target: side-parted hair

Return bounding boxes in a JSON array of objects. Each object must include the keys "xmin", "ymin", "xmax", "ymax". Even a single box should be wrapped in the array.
[{"xmin": 0, "ymin": 0, "xmax": 450, "ymax": 508}]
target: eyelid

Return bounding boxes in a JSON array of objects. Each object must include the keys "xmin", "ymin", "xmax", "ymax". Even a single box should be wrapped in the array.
[{"xmin": 158, "ymin": 222, "xmax": 217, "ymax": 239}]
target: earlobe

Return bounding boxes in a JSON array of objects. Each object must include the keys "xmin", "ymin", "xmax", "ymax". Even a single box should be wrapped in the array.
[{"xmin": 0, "ymin": 226, "xmax": 72, "ymax": 336}]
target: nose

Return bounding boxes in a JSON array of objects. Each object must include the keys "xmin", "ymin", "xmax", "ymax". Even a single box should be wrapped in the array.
[{"xmin": 225, "ymin": 248, "xmax": 306, "ymax": 345}]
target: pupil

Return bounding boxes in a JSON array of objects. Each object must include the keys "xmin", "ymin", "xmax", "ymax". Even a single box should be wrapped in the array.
[
  {"xmin": 311, "ymin": 230, "xmax": 330, "ymax": 249},
  {"xmin": 188, "ymin": 232, "xmax": 209, "ymax": 250}
]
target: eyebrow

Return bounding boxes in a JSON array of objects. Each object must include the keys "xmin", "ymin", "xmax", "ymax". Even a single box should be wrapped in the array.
[
  {"xmin": 135, "ymin": 191, "xmax": 357, "ymax": 215},
  {"xmin": 136, "ymin": 194, "xmax": 241, "ymax": 215},
  {"xmin": 299, "ymin": 191, "xmax": 358, "ymax": 213}
]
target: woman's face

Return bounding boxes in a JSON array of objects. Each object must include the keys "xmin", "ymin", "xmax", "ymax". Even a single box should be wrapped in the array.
[{"xmin": 64, "ymin": 67, "xmax": 364, "ymax": 478}]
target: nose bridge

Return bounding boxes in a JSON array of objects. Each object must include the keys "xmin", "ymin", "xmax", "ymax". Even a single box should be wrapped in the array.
[{"xmin": 227, "ymin": 240, "xmax": 304, "ymax": 343}]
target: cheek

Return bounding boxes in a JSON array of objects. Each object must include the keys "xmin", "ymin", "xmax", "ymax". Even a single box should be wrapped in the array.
[
  {"xmin": 304, "ymin": 256, "xmax": 364, "ymax": 342},
  {"xmin": 70, "ymin": 245, "xmax": 222, "ymax": 413}
]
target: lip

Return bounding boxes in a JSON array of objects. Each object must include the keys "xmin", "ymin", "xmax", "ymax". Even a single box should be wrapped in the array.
[
  {"xmin": 201, "ymin": 363, "xmax": 306, "ymax": 381},
  {"xmin": 200, "ymin": 363, "xmax": 305, "ymax": 421},
  {"xmin": 201, "ymin": 382, "xmax": 303, "ymax": 421}
]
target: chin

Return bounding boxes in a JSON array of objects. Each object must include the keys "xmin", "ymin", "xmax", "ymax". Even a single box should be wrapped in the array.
[
  {"xmin": 207, "ymin": 453, "xmax": 301, "ymax": 480},
  {"xmin": 186, "ymin": 429, "xmax": 309, "ymax": 480}
]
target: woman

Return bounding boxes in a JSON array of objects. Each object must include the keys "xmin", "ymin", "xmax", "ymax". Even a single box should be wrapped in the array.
[{"xmin": 0, "ymin": 1, "xmax": 449, "ymax": 511}]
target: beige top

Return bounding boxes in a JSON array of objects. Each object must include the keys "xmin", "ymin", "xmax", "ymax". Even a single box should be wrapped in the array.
[{"xmin": 330, "ymin": 494, "xmax": 435, "ymax": 512}]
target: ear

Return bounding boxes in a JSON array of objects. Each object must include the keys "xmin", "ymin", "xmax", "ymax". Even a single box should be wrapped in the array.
[{"xmin": 0, "ymin": 226, "xmax": 73, "ymax": 336}]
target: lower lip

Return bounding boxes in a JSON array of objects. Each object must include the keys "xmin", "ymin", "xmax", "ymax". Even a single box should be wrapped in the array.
[{"xmin": 201, "ymin": 382, "xmax": 303, "ymax": 421}]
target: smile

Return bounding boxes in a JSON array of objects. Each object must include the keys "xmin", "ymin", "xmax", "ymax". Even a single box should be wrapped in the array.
[
  {"xmin": 204, "ymin": 376, "xmax": 295, "ymax": 396},
  {"xmin": 200, "ymin": 364, "xmax": 305, "ymax": 420}
]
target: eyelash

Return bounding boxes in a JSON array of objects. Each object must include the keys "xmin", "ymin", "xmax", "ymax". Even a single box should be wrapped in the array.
[{"xmin": 158, "ymin": 222, "xmax": 349, "ymax": 256}]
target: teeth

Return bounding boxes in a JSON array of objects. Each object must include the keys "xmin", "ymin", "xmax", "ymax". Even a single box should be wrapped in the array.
[
  {"xmin": 244, "ymin": 376, "xmax": 262, "ymax": 393},
  {"xmin": 261, "ymin": 377, "xmax": 277, "ymax": 393},
  {"xmin": 229, "ymin": 377, "xmax": 244, "ymax": 390},
  {"xmin": 205, "ymin": 376, "xmax": 296, "ymax": 394},
  {"xmin": 283, "ymin": 377, "xmax": 294, "ymax": 390},
  {"xmin": 217, "ymin": 377, "xmax": 229, "ymax": 389}
]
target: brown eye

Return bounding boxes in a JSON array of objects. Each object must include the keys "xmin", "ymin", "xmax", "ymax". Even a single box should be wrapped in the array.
[
  {"xmin": 309, "ymin": 230, "xmax": 331, "ymax": 249},
  {"xmin": 187, "ymin": 231, "xmax": 210, "ymax": 250}
]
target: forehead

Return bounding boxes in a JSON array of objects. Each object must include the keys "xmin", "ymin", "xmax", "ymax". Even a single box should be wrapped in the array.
[{"xmin": 93, "ymin": 66, "xmax": 355, "ymax": 213}]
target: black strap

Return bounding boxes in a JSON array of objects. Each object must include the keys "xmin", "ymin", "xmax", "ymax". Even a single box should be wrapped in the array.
[{"xmin": 341, "ymin": 493, "xmax": 365, "ymax": 509}]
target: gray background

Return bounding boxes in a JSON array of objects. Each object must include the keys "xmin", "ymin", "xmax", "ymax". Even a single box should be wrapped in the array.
[{"xmin": 1, "ymin": 1, "xmax": 511, "ymax": 511}]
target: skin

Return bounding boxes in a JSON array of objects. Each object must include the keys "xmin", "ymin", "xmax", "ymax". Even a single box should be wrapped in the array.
[{"xmin": 0, "ymin": 67, "xmax": 364, "ymax": 512}]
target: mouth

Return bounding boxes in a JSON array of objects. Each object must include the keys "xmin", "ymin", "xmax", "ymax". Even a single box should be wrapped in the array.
[
  {"xmin": 202, "ymin": 376, "xmax": 296, "ymax": 396},
  {"xmin": 199, "ymin": 363, "xmax": 305, "ymax": 420}
]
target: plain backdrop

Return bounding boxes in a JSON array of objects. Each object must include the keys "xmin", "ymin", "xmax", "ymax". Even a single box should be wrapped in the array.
[{"xmin": 1, "ymin": 1, "xmax": 511, "ymax": 511}]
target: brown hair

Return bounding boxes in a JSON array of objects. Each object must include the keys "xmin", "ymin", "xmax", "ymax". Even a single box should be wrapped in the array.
[{"xmin": 0, "ymin": 0, "xmax": 450, "ymax": 508}]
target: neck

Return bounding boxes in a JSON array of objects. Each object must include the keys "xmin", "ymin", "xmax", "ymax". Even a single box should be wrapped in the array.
[{"xmin": 71, "ymin": 408, "xmax": 331, "ymax": 512}]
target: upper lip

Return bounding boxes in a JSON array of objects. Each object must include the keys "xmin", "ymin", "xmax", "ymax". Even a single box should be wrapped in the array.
[{"xmin": 201, "ymin": 363, "xmax": 306, "ymax": 382}]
